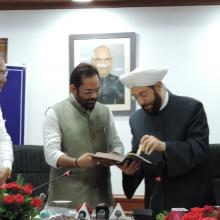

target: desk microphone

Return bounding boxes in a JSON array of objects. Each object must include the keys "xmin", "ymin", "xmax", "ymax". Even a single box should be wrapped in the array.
[{"xmin": 32, "ymin": 170, "xmax": 72, "ymax": 192}]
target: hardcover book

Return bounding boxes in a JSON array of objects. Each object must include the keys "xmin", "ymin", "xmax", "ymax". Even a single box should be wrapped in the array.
[{"xmin": 92, "ymin": 152, "xmax": 158, "ymax": 166}]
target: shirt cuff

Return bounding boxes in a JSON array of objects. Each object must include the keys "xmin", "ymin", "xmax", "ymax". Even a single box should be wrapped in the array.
[{"xmin": 53, "ymin": 151, "xmax": 65, "ymax": 168}]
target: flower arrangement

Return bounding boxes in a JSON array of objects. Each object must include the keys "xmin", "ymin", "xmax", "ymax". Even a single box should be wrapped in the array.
[
  {"xmin": 156, "ymin": 205, "xmax": 220, "ymax": 220},
  {"xmin": 0, "ymin": 175, "xmax": 42, "ymax": 220}
]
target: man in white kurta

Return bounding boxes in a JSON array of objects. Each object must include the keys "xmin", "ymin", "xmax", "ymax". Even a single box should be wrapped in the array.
[{"xmin": 0, "ymin": 56, "xmax": 14, "ymax": 185}]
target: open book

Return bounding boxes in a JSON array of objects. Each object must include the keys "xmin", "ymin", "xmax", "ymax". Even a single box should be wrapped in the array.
[{"xmin": 92, "ymin": 152, "xmax": 159, "ymax": 166}]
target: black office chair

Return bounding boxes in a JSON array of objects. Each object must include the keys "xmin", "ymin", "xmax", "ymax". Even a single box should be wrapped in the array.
[{"xmin": 10, "ymin": 145, "xmax": 50, "ymax": 196}]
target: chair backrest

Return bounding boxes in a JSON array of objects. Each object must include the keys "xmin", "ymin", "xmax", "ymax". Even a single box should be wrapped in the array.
[
  {"xmin": 209, "ymin": 143, "xmax": 220, "ymax": 204},
  {"xmin": 10, "ymin": 145, "xmax": 50, "ymax": 196}
]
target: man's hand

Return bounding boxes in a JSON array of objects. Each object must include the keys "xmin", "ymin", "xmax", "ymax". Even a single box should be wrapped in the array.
[
  {"xmin": 77, "ymin": 153, "xmax": 97, "ymax": 168},
  {"xmin": 91, "ymin": 158, "xmax": 116, "ymax": 167},
  {"xmin": 121, "ymin": 160, "xmax": 140, "ymax": 175},
  {"xmin": 0, "ymin": 167, "xmax": 11, "ymax": 185},
  {"xmin": 140, "ymin": 135, "xmax": 166, "ymax": 155}
]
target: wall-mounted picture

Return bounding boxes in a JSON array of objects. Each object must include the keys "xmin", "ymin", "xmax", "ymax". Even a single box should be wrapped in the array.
[
  {"xmin": 69, "ymin": 32, "xmax": 136, "ymax": 116},
  {"xmin": 0, "ymin": 38, "xmax": 8, "ymax": 63}
]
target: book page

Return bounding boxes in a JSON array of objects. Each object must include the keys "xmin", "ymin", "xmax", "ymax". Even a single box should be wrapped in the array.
[
  {"xmin": 125, "ymin": 153, "xmax": 158, "ymax": 166},
  {"xmin": 92, "ymin": 152, "xmax": 124, "ymax": 164}
]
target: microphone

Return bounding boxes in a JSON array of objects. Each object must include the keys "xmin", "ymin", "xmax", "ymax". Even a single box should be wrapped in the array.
[
  {"xmin": 32, "ymin": 170, "xmax": 72, "ymax": 192},
  {"xmin": 149, "ymin": 176, "xmax": 163, "ymax": 217}
]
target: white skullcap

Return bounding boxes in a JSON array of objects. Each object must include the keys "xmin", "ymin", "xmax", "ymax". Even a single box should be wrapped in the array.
[{"xmin": 119, "ymin": 68, "xmax": 168, "ymax": 88}]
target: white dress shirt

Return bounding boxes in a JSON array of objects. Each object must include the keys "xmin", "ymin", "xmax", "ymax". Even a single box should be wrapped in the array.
[
  {"xmin": 0, "ymin": 107, "xmax": 13, "ymax": 170},
  {"xmin": 43, "ymin": 106, "xmax": 124, "ymax": 168}
]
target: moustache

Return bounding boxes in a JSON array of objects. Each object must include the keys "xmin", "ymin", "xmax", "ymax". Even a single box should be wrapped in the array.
[{"xmin": 87, "ymin": 99, "xmax": 97, "ymax": 104}]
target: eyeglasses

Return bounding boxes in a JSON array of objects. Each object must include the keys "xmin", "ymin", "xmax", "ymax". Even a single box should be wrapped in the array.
[
  {"xmin": 78, "ymin": 87, "xmax": 102, "ymax": 96},
  {"xmin": 0, "ymin": 70, "xmax": 8, "ymax": 79}
]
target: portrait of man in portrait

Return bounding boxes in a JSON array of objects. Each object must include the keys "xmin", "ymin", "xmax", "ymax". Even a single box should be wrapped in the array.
[{"xmin": 91, "ymin": 45, "xmax": 124, "ymax": 104}]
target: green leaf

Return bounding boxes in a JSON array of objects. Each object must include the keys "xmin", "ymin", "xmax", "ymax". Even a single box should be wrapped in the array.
[
  {"xmin": 156, "ymin": 210, "xmax": 169, "ymax": 220},
  {"xmin": 16, "ymin": 174, "xmax": 25, "ymax": 185}
]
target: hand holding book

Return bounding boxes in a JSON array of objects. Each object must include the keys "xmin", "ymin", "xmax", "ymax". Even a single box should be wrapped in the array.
[{"xmin": 91, "ymin": 150, "xmax": 159, "ymax": 167}]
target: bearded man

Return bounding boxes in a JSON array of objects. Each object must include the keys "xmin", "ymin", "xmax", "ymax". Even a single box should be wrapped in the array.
[
  {"xmin": 43, "ymin": 63, "xmax": 124, "ymax": 208},
  {"xmin": 119, "ymin": 68, "xmax": 215, "ymax": 216}
]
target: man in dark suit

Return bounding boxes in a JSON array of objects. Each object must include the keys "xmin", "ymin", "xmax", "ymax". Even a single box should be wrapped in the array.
[
  {"xmin": 119, "ymin": 68, "xmax": 215, "ymax": 215},
  {"xmin": 92, "ymin": 45, "xmax": 124, "ymax": 104}
]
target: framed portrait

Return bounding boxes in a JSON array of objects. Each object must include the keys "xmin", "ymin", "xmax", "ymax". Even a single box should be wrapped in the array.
[
  {"xmin": 69, "ymin": 32, "xmax": 136, "ymax": 116},
  {"xmin": 0, "ymin": 38, "xmax": 8, "ymax": 63}
]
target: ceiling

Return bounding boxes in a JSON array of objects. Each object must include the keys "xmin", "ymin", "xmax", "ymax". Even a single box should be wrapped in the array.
[{"xmin": 0, "ymin": 0, "xmax": 220, "ymax": 10}]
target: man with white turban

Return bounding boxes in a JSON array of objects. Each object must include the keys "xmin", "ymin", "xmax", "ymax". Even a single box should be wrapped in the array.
[{"xmin": 120, "ymin": 68, "xmax": 214, "ymax": 216}]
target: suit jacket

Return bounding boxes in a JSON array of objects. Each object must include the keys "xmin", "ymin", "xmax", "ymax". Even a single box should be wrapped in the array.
[{"xmin": 98, "ymin": 74, "xmax": 124, "ymax": 104}]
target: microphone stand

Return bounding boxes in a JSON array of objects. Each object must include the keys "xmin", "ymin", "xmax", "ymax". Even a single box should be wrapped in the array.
[{"xmin": 32, "ymin": 170, "xmax": 72, "ymax": 192}]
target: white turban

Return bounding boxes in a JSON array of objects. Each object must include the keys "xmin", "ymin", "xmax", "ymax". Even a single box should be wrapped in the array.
[{"xmin": 119, "ymin": 68, "xmax": 168, "ymax": 88}]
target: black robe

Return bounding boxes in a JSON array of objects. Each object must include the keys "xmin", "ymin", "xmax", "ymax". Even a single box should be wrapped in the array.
[{"xmin": 123, "ymin": 92, "xmax": 215, "ymax": 215}]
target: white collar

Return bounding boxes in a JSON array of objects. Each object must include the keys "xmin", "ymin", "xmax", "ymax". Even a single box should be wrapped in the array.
[{"xmin": 160, "ymin": 90, "xmax": 169, "ymax": 111}]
